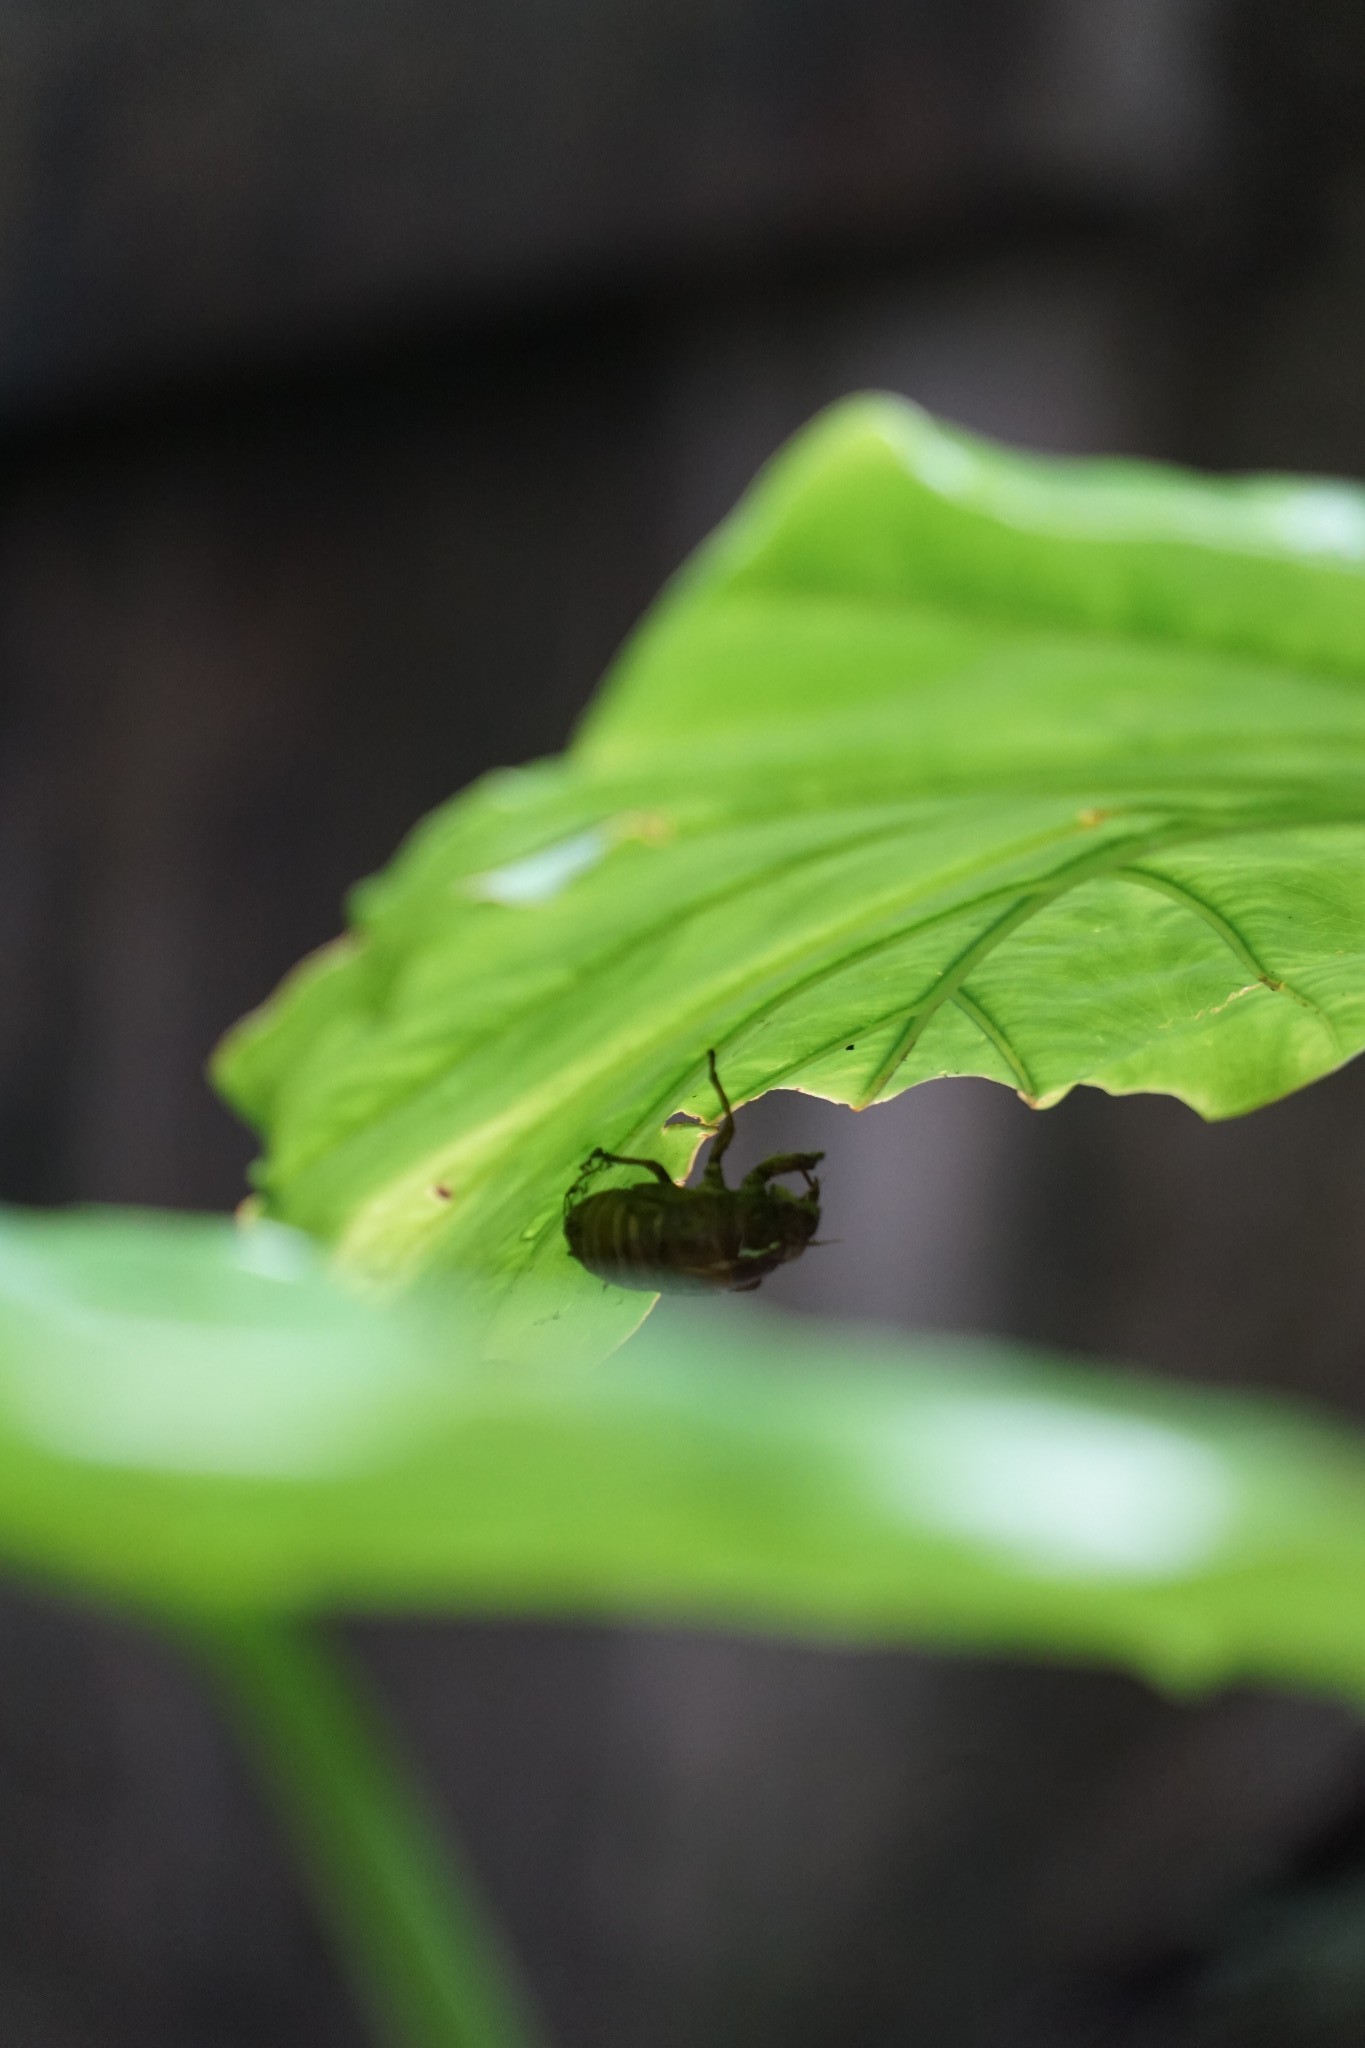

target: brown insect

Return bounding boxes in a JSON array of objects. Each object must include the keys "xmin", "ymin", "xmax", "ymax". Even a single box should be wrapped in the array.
[{"xmin": 563, "ymin": 1051, "xmax": 823, "ymax": 1293}]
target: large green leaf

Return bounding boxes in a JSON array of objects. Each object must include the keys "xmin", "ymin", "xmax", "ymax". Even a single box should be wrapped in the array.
[
  {"xmin": 5, "ymin": 1206, "xmax": 1365, "ymax": 1712},
  {"xmin": 213, "ymin": 397, "xmax": 1365, "ymax": 1342}
]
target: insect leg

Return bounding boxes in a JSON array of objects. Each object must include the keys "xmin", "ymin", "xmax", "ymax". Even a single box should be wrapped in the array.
[
  {"xmin": 565, "ymin": 1147, "xmax": 667, "ymax": 1214},
  {"xmin": 700, "ymin": 1047, "xmax": 738, "ymax": 1187},
  {"xmin": 743, "ymin": 1150, "xmax": 824, "ymax": 1193},
  {"xmin": 585, "ymin": 1149, "xmax": 677, "ymax": 1186}
]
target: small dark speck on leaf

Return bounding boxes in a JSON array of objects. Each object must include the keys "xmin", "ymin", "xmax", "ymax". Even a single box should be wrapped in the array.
[
  {"xmin": 845, "ymin": 1044, "xmax": 855, "ymax": 1051},
  {"xmin": 432, "ymin": 1184, "xmax": 453, "ymax": 1202}
]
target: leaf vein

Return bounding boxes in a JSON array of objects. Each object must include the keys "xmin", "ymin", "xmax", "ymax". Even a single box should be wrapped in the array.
[
  {"xmin": 629, "ymin": 827, "xmax": 1183, "ymax": 1128},
  {"xmin": 1115, "ymin": 865, "xmax": 1340, "ymax": 1044},
  {"xmin": 952, "ymin": 990, "xmax": 1038, "ymax": 1096}
]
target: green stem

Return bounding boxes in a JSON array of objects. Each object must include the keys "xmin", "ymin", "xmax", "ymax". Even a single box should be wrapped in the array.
[{"xmin": 190, "ymin": 1613, "xmax": 545, "ymax": 2048}]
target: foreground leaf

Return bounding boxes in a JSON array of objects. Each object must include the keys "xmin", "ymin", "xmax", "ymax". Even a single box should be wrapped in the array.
[
  {"xmin": 6, "ymin": 1207, "xmax": 1365, "ymax": 1710},
  {"xmin": 213, "ymin": 397, "xmax": 1365, "ymax": 1347}
]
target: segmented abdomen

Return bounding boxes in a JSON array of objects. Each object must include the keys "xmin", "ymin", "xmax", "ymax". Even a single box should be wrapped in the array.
[{"xmin": 564, "ymin": 1185, "xmax": 753, "ymax": 1291}]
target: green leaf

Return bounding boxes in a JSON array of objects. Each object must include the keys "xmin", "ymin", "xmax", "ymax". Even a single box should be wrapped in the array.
[
  {"xmin": 212, "ymin": 397, "xmax": 1365, "ymax": 1345},
  {"xmin": 5, "ymin": 1207, "xmax": 1365, "ymax": 1711}
]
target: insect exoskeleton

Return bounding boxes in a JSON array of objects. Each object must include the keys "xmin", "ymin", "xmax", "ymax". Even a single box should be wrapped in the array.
[{"xmin": 562, "ymin": 1050, "xmax": 824, "ymax": 1294}]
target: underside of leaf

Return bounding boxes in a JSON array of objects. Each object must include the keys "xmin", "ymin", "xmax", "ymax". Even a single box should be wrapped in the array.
[{"xmin": 211, "ymin": 398, "xmax": 1365, "ymax": 1341}]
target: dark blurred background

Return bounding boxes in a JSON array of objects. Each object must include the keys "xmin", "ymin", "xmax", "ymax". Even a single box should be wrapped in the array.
[{"xmin": 4, "ymin": 2, "xmax": 1365, "ymax": 2043}]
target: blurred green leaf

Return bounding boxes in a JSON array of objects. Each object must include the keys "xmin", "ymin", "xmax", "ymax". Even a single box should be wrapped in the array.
[
  {"xmin": 6, "ymin": 1207, "xmax": 1365, "ymax": 1711},
  {"xmin": 212, "ymin": 398, "xmax": 1365, "ymax": 1350}
]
